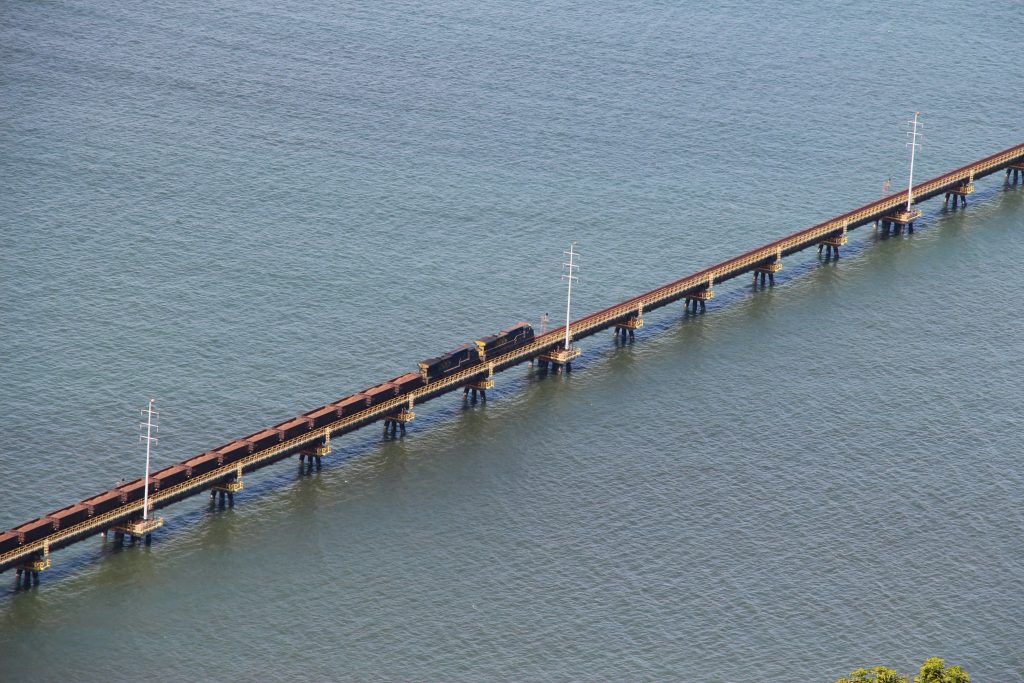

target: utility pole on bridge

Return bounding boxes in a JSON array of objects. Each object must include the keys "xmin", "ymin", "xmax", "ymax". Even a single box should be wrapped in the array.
[
  {"xmin": 905, "ymin": 111, "xmax": 923, "ymax": 213},
  {"xmin": 110, "ymin": 399, "xmax": 165, "ymax": 545},
  {"xmin": 538, "ymin": 241, "xmax": 582, "ymax": 373},
  {"xmin": 880, "ymin": 112, "xmax": 924, "ymax": 234}
]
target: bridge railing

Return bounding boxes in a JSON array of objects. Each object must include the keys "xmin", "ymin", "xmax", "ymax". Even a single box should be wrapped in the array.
[
  {"xmin": 4, "ymin": 143, "xmax": 1023, "ymax": 574},
  {"xmin": 565, "ymin": 143, "xmax": 1024, "ymax": 341},
  {"xmin": 1, "ymin": 336, "xmax": 576, "ymax": 570}
]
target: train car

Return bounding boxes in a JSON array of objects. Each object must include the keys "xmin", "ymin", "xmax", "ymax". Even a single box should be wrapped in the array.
[
  {"xmin": 0, "ymin": 530, "xmax": 20, "ymax": 554},
  {"xmin": 418, "ymin": 344, "xmax": 481, "ymax": 383},
  {"xmin": 389, "ymin": 372, "xmax": 425, "ymax": 395},
  {"xmin": 215, "ymin": 440, "xmax": 251, "ymax": 465},
  {"xmin": 46, "ymin": 503, "xmax": 90, "ymax": 530},
  {"xmin": 363, "ymin": 382, "xmax": 400, "ymax": 407},
  {"xmin": 152, "ymin": 464, "xmax": 189, "ymax": 491},
  {"xmin": 14, "ymin": 518, "xmax": 55, "ymax": 545},
  {"xmin": 243, "ymin": 428, "xmax": 285, "ymax": 453},
  {"xmin": 328, "ymin": 394, "xmax": 364, "ymax": 417},
  {"xmin": 116, "ymin": 478, "xmax": 150, "ymax": 504},
  {"xmin": 275, "ymin": 416, "xmax": 313, "ymax": 440},
  {"xmin": 474, "ymin": 322, "xmax": 534, "ymax": 361},
  {"xmin": 183, "ymin": 452, "xmax": 221, "ymax": 477},
  {"xmin": 304, "ymin": 404, "xmax": 341, "ymax": 429},
  {"xmin": 82, "ymin": 490, "xmax": 123, "ymax": 517}
]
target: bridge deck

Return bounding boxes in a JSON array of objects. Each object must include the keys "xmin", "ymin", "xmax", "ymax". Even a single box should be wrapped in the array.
[{"xmin": 3, "ymin": 143, "xmax": 1022, "ymax": 574}]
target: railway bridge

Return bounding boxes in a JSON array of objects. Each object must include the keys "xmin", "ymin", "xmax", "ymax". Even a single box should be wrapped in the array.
[{"xmin": 3, "ymin": 143, "xmax": 1023, "ymax": 585}]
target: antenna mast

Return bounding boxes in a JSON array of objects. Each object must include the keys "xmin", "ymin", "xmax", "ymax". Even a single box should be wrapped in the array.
[
  {"xmin": 562, "ymin": 242, "xmax": 579, "ymax": 351},
  {"xmin": 905, "ymin": 112, "xmax": 923, "ymax": 212},
  {"xmin": 140, "ymin": 399, "xmax": 159, "ymax": 521}
]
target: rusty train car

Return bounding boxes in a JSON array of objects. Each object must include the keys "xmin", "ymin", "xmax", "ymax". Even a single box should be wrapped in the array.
[{"xmin": 1, "ymin": 322, "xmax": 535, "ymax": 561}]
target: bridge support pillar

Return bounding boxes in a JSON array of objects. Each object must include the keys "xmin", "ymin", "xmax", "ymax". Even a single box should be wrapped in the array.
[
  {"xmin": 463, "ymin": 386, "xmax": 486, "ymax": 401},
  {"xmin": 15, "ymin": 548, "xmax": 50, "ymax": 586},
  {"xmin": 945, "ymin": 177, "xmax": 974, "ymax": 209},
  {"xmin": 111, "ymin": 516, "xmax": 165, "ymax": 544},
  {"xmin": 683, "ymin": 275, "xmax": 715, "ymax": 314},
  {"xmin": 15, "ymin": 567, "xmax": 38, "ymax": 587},
  {"xmin": 945, "ymin": 192, "xmax": 967, "ymax": 208},
  {"xmin": 464, "ymin": 367, "xmax": 495, "ymax": 403},
  {"xmin": 299, "ymin": 438, "xmax": 331, "ymax": 469},
  {"xmin": 754, "ymin": 256, "xmax": 782, "ymax": 288},
  {"xmin": 614, "ymin": 314, "xmax": 643, "ymax": 340},
  {"xmin": 614, "ymin": 304, "xmax": 645, "ymax": 341},
  {"xmin": 209, "ymin": 464, "xmax": 245, "ymax": 503},
  {"xmin": 539, "ymin": 346, "xmax": 581, "ymax": 374},
  {"xmin": 819, "ymin": 224, "xmax": 849, "ymax": 258},
  {"xmin": 881, "ymin": 208, "xmax": 922, "ymax": 235},
  {"xmin": 384, "ymin": 398, "xmax": 416, "ymax": 435},
  {"xmin": 684, "ymin": 288, "xmax": 713, "ymax": 313},
  {"xmin": 1007, "ymin": 163, "xmax": 1024, "ymax": 183}
]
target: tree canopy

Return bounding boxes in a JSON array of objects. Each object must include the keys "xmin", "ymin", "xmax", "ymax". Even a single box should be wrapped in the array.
[
  {"xmin": 913, "ymin": 657, "xmax": 970, "ymax": 683},
  {"xmin": 835, "ymin": 658, "xmax": 969, "ymax": 683},
  {"xmin": 836, "ymin": 666, "xmax": 906, "ymax": 683}
]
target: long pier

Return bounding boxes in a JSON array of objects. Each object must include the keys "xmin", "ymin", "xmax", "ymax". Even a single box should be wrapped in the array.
[{"xmin": 3, "ymin": 144, "xmax": 1023, "ymax": 582}]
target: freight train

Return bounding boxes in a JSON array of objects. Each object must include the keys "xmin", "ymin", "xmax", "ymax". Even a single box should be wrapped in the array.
[{"xmin": 1, "ymin": 322, "xmax": 535, "ymax": 559}]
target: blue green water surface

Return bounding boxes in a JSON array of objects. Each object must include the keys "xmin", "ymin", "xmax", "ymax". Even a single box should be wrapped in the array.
[{"xmin": 1, "ymin": 1, "xmax": 1022, "ymax": 680}]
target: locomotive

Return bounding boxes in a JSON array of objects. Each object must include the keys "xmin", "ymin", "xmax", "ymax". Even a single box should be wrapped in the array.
[{"xmin": 419, "ymin": 322, "xmax": 534, "ymax": 382}]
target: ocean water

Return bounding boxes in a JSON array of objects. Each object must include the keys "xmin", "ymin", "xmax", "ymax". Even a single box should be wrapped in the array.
[{"xmin": 1, "ymin": 0, "xmax": 1022, "ymax": 680}]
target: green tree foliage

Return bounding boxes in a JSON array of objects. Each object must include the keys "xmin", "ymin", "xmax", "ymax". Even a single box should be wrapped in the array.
[
  {"xmin": 914, "ymin": 657, "xmax": 970, "ymax": 683},
  {"xmin": 835, "ymin": 658, "xmax": 969, "ymax": 683},
  {"xmin": 836, "ymin": 666, "xmax": 907, "ymax": 683}
]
